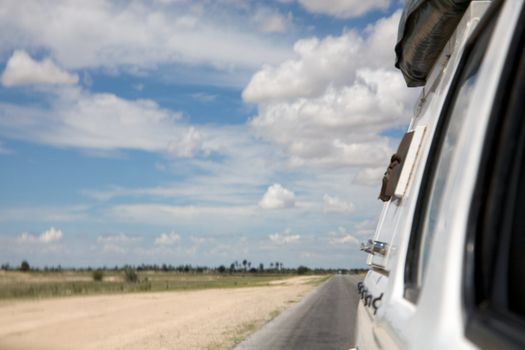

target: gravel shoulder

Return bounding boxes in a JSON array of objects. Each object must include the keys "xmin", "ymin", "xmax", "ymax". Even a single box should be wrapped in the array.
[{"xmin": 0, "ymin": 275, "xmax": 323, "ymax": 350}]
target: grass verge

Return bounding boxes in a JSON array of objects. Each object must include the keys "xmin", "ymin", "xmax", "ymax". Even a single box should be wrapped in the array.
[{"xmin": 0, "ymin": 271, "xmax": 320, "ymax": 300}]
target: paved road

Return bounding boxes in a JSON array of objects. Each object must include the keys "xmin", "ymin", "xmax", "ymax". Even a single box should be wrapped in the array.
[{"xmin": 236, "ymin": 274, "xmax": 362, "ymax": 350}]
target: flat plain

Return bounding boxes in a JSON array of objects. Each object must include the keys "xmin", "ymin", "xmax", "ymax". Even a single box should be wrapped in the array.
[
  {"xmin": 0, "ymin": 270, "xmax": 305, "ymax": 299},
  {"xmin": 0, "ymin": 272, "xmax": 327, "ymax": 350}
]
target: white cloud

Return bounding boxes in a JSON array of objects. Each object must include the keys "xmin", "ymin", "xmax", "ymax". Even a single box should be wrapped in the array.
[
  {"xmin": 243, "ymin": 13, "xmax": 401, "ymax": 103},
  {"xmin": 110, "ymin": 204, "xmax": 255, "ymax": 226},
  {"xmin": 244, "ymin": 11, "xmax": 418, "ymax": 169},
  {"xmin": 253, "ymin": 8, "xmax": 290, "ymax": 33},
  {"xmin": 154, "ymin": 232, "xmax": 181, "ymax": 246},
  {"xmin": 269, "ymin": 229, "xmax": 300, "ymax": 244},
  {"xmin": 298, "ymin": 0, "xmax": 390, "ymax": 18},
  {"xmin": 329, "ymin": 234, "xmax": 359, "ymax": 245},
  {"xmin": 1, "ymin": 50, "xmax": 78, "ymax": 87},
  {"xmin": 96, "ymin": 233, "xmax": 142, "ymax": 254},
  {"xmin": 191, "ymin": 92, "xmax": 216, "ymax": 103},
  {"xmin": 354, "ymin": 167, "xmax": 385, "ymax": 186},
  {"xmin": 0, "ymin": 1, "xmax": 292, "ymax": 73},
  {"xmin": 0, "ymin": 206, "xmax": 87, "ymax": 222},
  {"xmin": 0, "ymin": 86, "xmax": 205, "ymax": 157},
  {"xmin": 259, "ymin": 183, "xmax": 295, "ymax": 209},
  {"xmin": 18, "ymin": 227, "xmax": 63, "ymax": 244},
  {"xmin": 40, "ymin": 227, "xmax": 64, "ymax": 243},
  {"xmin": 323, "ymin": 194, "xmax": 354, "ymax": 214},
  {"xmin": 96, "ymin": 233, "xmax": 142, "ymax": 244},
  {"xmin": 328, "ymin": 227, "xmax": 359, "ymax": 246}
]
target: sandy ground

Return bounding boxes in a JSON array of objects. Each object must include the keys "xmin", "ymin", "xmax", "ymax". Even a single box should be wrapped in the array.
[{"xmin": 0, "ymin": 276, "xmax": 322, "ymax": 350}]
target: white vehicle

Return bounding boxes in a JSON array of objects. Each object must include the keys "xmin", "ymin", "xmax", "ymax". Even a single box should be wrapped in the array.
[{"xmin": 356, "ymin": 0, "xmax": 525, "ymax": 349}]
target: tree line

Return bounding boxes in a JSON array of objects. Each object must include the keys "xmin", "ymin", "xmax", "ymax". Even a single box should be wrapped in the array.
[{"xmin": 1, "ymin": 260, "xmax": 369, "ymax": 276}]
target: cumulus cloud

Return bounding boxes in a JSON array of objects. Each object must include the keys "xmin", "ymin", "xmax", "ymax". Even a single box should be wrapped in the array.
[
  {"xmin": 244, "ymin": 11, "xmax": 418, "ymax": 169},
  {"xmin": 298, "ymin": 0, "xmax": 390, "ymax": 18},
  {"xmin": 96, "ymin": 233, "xmax": 142, "ymax": 244},
  {"xmin": 269, "ymin": 229, "xmax": 300, "ymax": 244},
  {"xmin": 259, "ymin": 183, "xmax": 295, "ymax": 209},
  {"xmin": 243, "ymin": 13, "xmax": 401, "ymax": 103},
  {"xmin": 354, "ymin": 167, "xmax": 385, "ymax": 186},
  {"xmin": 253, "ymin": 8, "xmax": 290, "ymax": 33},
  {"xmin": 328, "ymin": 227, "xmax": 359, "ymax": 246},
  {"xmin": 154, "ymin": 232, "xmax": 181, "ymax": 246},
  {"xmin": 18, "ymin": 227, "xmax": 63, "ymax": 244},
  {"xmin": 329, "ymin": 234, "xmax": 359, "ymax": 245},
  {"xmin": 96, "ymin": 233, "xmax": 142, "ymax": 254},
  {"xmin": 323, "ymin": 194, "xmax": 354, "ymax": 214},
  {"xmin": 1, "ymin": 50, "xmax": 78, "ymax": 87},
  {"xmin": 0, "ymin": 86, "xmax": 205, "ymax": 157},
  {"xmin": 0, "ymin": 1, "xmax": 292, "ymax": 73},
  {"xmin": 40, "ymin": 227, "xmax": 64, "ymax": 242}
]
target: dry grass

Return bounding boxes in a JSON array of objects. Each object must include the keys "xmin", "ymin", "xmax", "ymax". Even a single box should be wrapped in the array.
[{"xmin": 0, "ymin": 270, "xmax": 304, "ymax": 300}]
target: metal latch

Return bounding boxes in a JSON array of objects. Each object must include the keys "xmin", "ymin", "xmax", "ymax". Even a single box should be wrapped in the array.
[{"xmin": 360, "ymin": 239, "xmax": 388, "ymax": 256}]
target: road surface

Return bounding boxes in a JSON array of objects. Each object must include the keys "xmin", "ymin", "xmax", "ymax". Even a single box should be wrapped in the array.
[{"xmin": 236, "ymin": 274, "xmax": 362, "ymax": 350}]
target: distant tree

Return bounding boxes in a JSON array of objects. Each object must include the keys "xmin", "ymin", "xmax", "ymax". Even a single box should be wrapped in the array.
[
  {"xmin": 20, "ymin": 260, "xmax": 30, "ymax": 272},
  {"xmin": 229, "ymin": 263, "xmax": 235, "ymax": 273},
  {"xmin": 242, "ymin": 259, "xmax": 247, "ymax": 272},
  {"xmin": 297, "ymin": 266, "xmax": 310, "ymax": 275},
  {"xmin": 218, "ymin": 265, "xmax": 226, "ymax": 273},
  {"xmin": 92, "ymin": 269, "xmax": 104, "ymax": 281},
  {"xmin": 259, "ymin": 263, "xmax": 264, "ymax": 272},
  {"xmin": 275, "ymin": 261, "xmax": 279, "ymax": 272},
  {"xmin": 270, "ymin": 262, "xmax": 274, "ymax": 270},
  {"xmin": 1, "ymin": 263, "xmax": 10, "ymax": 271},
  {"xmin": 123, "ymin": 268, "xmax": 139, "ymax": 283},
  {"xmin": 161, "ymin": 264, "xmax": 168, "ymax": 272}
]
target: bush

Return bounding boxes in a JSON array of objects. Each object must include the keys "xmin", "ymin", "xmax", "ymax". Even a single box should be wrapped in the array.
[
  {"xmin": 123, "ymin": 268, "xmax": 139, "ymax": 283},
  {"xmin": 20, "ymin": 260, "xmax": 30, "ymax": 272},
  {"xmin": 92, "ymin": 270, "xmax": 104, "ymax": 282},
  {"xmin": 297, "ymin": 265, "xmax": 310, "ymax": 275}
]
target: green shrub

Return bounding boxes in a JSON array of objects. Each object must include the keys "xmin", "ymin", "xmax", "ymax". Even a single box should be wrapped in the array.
[
  {"xmin": 123, "ymin": 268, "xmax": 139, "ymax": 283},
  {"xmin": 297, "ymin": 265, "xmax": 310, "ymax": 275},
  {"xmin": 20, "ymin": 260, "xmax": 30, "ymax": 272},
  {"xmin": 92, "ymin": 270, "xmax": 104, "ymax": 282}
]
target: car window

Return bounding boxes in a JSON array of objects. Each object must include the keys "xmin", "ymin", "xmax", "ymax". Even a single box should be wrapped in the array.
[
  {"xmin": 404, "ymin": 11, "xmax": 498, "ymax": 302},
  {"xmin": 465, "ymin": 4, "xmax": 525, "ymax": 347}
]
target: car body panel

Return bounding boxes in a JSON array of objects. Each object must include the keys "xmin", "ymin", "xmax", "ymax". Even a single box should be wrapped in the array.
[{"xmin": 356, "ymin": 1, "xmax": 524, "ymax": 349}]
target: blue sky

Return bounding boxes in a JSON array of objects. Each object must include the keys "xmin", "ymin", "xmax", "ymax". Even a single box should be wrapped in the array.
[{"xmin": 0, "ymin": 0, "xmax": 418, "ymax": 268}]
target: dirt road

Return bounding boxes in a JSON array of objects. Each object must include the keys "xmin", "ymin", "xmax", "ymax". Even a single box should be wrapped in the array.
[{"xmin": 0, "ymin": 276, "xmax": 321, "ymax": 350}]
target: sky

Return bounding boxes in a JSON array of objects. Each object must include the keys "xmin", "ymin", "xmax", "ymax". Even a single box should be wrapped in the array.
[{"xmin": 0, "ymin": 0, "xmax": 419, "ymax": 269}]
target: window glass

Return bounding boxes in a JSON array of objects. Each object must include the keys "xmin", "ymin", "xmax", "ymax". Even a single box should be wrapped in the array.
[
  {"xmin": 411, "ymin": 21, "xmax": 494, "ymax": 288},
  {"xmin": 508, "ymin": 142, "xmax": 525, "ymax": 318}
]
